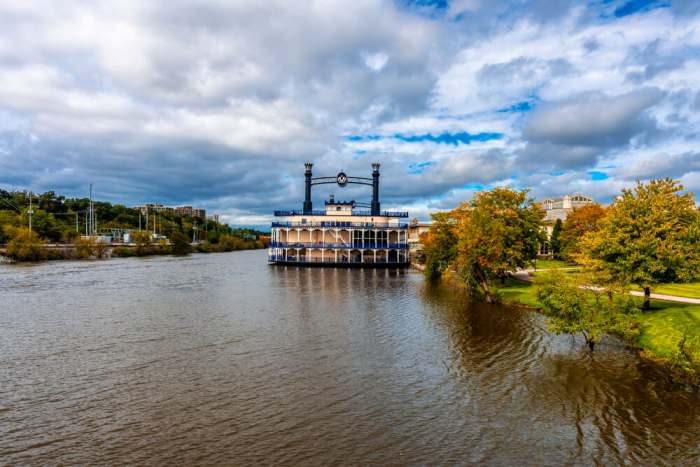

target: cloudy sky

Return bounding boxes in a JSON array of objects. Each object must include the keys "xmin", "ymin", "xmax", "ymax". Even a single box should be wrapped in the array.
[{"xmin": 1, "ymin": 0, "xmax": 699, "ymax": 226}]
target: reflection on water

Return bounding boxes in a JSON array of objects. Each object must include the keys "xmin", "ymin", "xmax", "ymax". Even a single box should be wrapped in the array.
[{"xmin": 0, "ymin": 250, "xmax": 699, "ymax": 464}]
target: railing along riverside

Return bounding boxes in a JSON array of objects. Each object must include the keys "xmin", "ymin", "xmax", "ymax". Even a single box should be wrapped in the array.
[
  {"xmin": 271, "ymin": 221, "xmax": 409, "ymax": 229},
  {"xmin": 274, "ymin": 210, "xmax": 409, "ymax": 218},
  {"xmin": 269, "ymin": 241, "xmax": 409, "ymax": 250},
  {"xmin": 268, "ymin": 255, "xmax": 408, "ymax": 264}
]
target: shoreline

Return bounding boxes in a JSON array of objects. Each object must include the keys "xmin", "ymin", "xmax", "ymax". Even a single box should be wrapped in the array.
[
  {"xmin": 426, "ymin": 269, "xmax": 700, "ymax": 388},
  {"xmin": 0, "ymin": 245, "xmax": 266, "ymax": 264}
]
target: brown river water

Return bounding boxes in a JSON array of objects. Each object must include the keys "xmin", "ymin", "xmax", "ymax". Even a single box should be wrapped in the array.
[{"xmin": 1, "ymin": 249, "xmax": 699, "ymax": 465}]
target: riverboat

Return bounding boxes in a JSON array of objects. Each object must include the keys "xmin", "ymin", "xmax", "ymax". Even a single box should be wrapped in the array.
[{"xmin": 268, "ymin": 163, "xmax": 409, "ymax": 267}]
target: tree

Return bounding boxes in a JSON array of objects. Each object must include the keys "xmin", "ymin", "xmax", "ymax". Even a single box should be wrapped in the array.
[
  {"xmin": 423, "ymin": 188, "xmax": 544, "ymax": 302},
  {"xmin": 170, "ymin": 231, "xmax": 192, "ymax": 255},
  {"xmin": 4, "ymin": 227, "xmax": 46, "ymax": 261},
  {"xmin": 421, "ymin": 211, "xmax": 458, "ymax": 280},
  {"xmin": 550, "ymin": 218, "xmax": 562, "ymax": 259},
  {"xmin": 559, "ymin": 204, "xmax": 607, "ymax": 261},
  {"xmin": 578, "ymin": 179, "xmax": 700, "ymax": 309},
  {"xmin": 131, "ymin": 230, "xmax": 152, "ymax": 256},
  {"xmin": 535, "ymin": 271, "xmax": 639, "ymax": 350}
]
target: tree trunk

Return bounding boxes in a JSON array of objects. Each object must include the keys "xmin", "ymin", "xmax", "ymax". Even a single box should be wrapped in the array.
[
  {"xmin": 643, "ymin": 286, "xmax": 651, "ymax": 310},
  {"xmin": 587, "ymin": 340, "xmax": 595, "ymax": 351}
]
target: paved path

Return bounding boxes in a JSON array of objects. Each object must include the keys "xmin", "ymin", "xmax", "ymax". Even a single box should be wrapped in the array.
[{"xmin": 512, "ymin": 270, "xmax": 700, "ymax": 305}]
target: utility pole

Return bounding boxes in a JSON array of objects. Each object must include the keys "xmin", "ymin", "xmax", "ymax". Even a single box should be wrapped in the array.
[
  {"xmin": 89, "ymin": 183, "xmax": 94, "ymax": 236},
  {"xmin": 75, "ymin": 211, "xmax": 78, "ymax": 233},
  {"xmin": 193, "ymin": 221, "xmax": 198, "ymax": 243},
  {"xmin": 28, "ymin": 191, "xmax": 33, "ymax": 232}
]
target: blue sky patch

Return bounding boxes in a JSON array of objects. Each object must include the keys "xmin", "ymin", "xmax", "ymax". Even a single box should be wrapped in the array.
[
  {"xmin": 498, "ymin": 101, "xmax": 535, "ymax": 113},
  {"xmin": 395, "ymin": 131, "xmax": 503, "ymax": 145},
  {"xmin": 589, "ymin": 171, "xmax": 609, "ymax": 181},
  {"xmin": 408, "ymin": 161, "xmax": 435, "ymax": 174},
  {"xmin": 613, "ymin": 0, "xmax": 669, "ymax": 18}
]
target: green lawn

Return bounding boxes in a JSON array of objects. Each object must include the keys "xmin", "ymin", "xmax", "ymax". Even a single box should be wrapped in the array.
[
  {"xmin": 496, "ymin": 278, "xmax": 540, "ymax": 307},
  {"xmin": 652, "ymin": 282, "xmax": 700, "ymax": 300},
  {"xmin": 532, "ymin": 259, "xmax": 577, "ymax": 270},
  {"xmin": 497, "ymin": 278, "xmax": 700, "ymax": 366},
  {"xmin": 636, "ymin": 300, "xmax": 700, "ymax": 360}
]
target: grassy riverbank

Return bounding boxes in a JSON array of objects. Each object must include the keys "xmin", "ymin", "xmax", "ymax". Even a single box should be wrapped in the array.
[{"xmin": 497, "ymin": 277, "xmax": 700, "ymax": 383}]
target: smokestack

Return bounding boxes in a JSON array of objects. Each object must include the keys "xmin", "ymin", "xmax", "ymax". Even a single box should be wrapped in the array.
[
  {"xmin": 303, "ymin": 162, "xmax": 313, "ymax": 214},
  {"xmin": 371, "ymin": 163, "xmax": 380, "ymax": 215}
]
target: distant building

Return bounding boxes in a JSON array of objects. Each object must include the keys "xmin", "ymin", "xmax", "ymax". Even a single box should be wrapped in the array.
[
  {"xmin": 407, "ymin": 218, "xmax": 432, "ymax": 258},
  {"xmin": 539, "ymin": 194, "xmax": 593, "ymax": 255},
  {"xmin": 133, "ymin": 203, "xmax": 206, "ymax": 219},
  {"xmin": 132, "ymin": 203, "xmax": 174, "ymax": 215}
]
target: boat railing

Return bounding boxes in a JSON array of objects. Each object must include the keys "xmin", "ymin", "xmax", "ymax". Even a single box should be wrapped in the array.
[
  {"xmin": 274, "ymin": 210, "xmax": 409, "ymax": 218},
  {"xmin": 268, "ymin": 255, "xmax": 408, "ymax": 264},
  {"xmin": 271, "ymin": 221, "xmax": 408, "ymax": 229},
  {"xmin": 269, "ymin": 241, "xmax": 409, "ymax": 250}
]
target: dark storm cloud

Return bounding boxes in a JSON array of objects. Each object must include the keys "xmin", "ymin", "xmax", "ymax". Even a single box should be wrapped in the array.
[{"xmin": 523, "ymin": 89, "xmax": 663, "ymax": 148}]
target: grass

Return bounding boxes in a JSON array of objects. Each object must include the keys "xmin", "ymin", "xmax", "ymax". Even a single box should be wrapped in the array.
[
  {"xmin": 532, "ymin": 258, "xmax": 577, "ymax": 270},
  {"xmin": 636, "ymin": 300, "xmax": 700, "ymax": 360},
  {"xmin": 496, "ymin": 277, "xmax": 700, "ymax": 372},
  {"xmin": 652, "ymin": 282, "xmax": 700, "ymax": 300},
  {"xmin": 496, "ymin": 278, "xmax": 540, "ymax": 307}
]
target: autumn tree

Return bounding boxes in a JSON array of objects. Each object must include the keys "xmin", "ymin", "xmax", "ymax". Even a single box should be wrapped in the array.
[
  {"xmin": 4, "ymin": 227, "xmax": 46, "ymax": 261},
  {"xmin": 421, "ymin": 188, "xmax": 543, "ymax": 302},
  {"xmin": 578, "ymin": 179, "xmax": 700, "ymax": 309},
  {"xmin": 559, "ymin": 204, "xmax": 607, "ymax": 261}
]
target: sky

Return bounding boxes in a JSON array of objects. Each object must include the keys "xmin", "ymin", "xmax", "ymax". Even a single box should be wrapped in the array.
[{"xmin": 0, "ymin": 0, "xmax": 699, "ymax": 226}]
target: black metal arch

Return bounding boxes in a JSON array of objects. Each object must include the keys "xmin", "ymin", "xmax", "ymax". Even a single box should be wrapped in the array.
[{"xmin": 303, "ymin": 163, "xmax": 380, "ymax": 215}]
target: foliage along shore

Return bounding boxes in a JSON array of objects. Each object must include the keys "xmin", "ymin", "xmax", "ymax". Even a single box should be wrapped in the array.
[
  {"xmin": 0, "ymin": 188, "xmax": 268, "ymax": 262},
  {"xmin": 420, "ymin": 178, "xmax": 700, "ymax": 386},
  {"xmin": 0, "ymin": 231, "xmax": 266, "ymax": 263},
  {"xmin": 495, "ymin": 275, "xmax": 700, "ymax": 386}
]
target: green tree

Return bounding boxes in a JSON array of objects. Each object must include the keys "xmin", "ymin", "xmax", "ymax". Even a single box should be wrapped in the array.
[
  {"xmin": 578, "ymin": 179, "xmax": 700, "ymax": 309},
  {"xmin": 0, "ymin": 210, "xmax": 20, "ymax": 243},
  {"xmin": 535, "ymin": 271, "xmax": 639, "ymax": 350},
  {"xmin": 422, "ymin": 211, "xmax": 458, "ymax": 280},
  {"xmin": 170, "ymin": 231, "xmax": 192, "ymax": 255},
  {"xmin": 550, "ymin": 218, "xmax": 562, "ymax": 259}
]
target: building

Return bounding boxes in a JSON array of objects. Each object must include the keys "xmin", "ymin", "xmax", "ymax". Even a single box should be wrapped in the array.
[
  {"xmin": 407, "ymin": 218, "xmax": 432, "ymax": 259},
  {"xmin": 539, "ymin": 194, "xmax": 593, "ymax": 255},
  {"xmin": 132, "ymin": 203, "xmax": 174, "ymax": 215},
  {"xmin": 207, "ymin": 214, "xmax": 220, "ymax": 224},
  {"xmin": 268, "ymin": 163, "xmax": 410, "ymax": 266},
  {"xmin": 174, "ymin": 206, "xmax": 206, "ymax": 219}
]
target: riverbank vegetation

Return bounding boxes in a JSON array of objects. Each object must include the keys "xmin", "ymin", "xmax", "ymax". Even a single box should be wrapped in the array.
[
  {"xmin": 0, "ymin": 189, "xmax": 267, "ymax": 262},
  {"xmin": 423, "ymin": 179, "xmax": 700, "ymax": 383}
]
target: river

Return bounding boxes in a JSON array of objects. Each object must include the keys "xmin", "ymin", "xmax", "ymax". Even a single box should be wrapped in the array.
[{"xmin": 1, "ymin": 250, "xmax": 699, "ymax": 464}]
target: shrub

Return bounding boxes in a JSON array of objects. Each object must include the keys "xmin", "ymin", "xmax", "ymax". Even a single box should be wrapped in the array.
[
  {"xmin": 75, "ymin": 237, "xmax": 96, "ymax": 258},
  {"xmin": 5, "ymin": 227, "xmax": 46, "ymax": 262},
  {"xmin": 170, "ymin": 231, "xmax": 192, "ymax": 255},
  {"xmin": 112, "ymin": 246, "xmax": 135, "ymax": 257}
]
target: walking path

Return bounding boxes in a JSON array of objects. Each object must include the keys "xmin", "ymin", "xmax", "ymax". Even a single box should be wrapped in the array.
[{"xmin": 512, "ymin": 269, "xmax": 700, "ymax": 305}]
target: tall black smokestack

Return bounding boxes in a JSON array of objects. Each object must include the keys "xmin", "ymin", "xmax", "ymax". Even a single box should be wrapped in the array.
[
  {"xmin": 303, "ymin": 162, "xmax": 313, "ymax": 214},
  {"xmin": 371, "ymin": 163, "xmax": 380, "ymax": 215}
]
